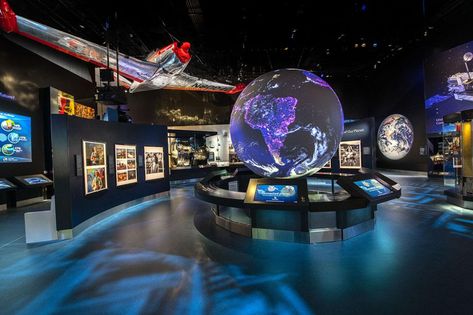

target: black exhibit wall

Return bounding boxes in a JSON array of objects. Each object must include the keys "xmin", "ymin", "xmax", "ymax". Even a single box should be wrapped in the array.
[
  {"xmin": 0, "ymin": 35, "xmax": 95, "ymax": 178},
  {"xmin": 127, "ymin": 89, "xmax": 238, "ymax": 126},
  {"xmin": 51, "ymin": 115, "xmax": 170, "ymax": 230}
]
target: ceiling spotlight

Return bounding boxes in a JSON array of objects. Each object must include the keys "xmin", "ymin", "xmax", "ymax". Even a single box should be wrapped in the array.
[
  {"xmin": 372, "ymin": 43, "xmax": 378, "ymax": 48},
  {"xmin": 354, "ymin": 43, "xmax": 359, "ymax": 48},
  {"xmin": 284, "ymin": 47, "xmax": 289, "ymax": 51},
  {"xmin": 361, "ymin": 43, "xmax": 366, "ymax": 48}
]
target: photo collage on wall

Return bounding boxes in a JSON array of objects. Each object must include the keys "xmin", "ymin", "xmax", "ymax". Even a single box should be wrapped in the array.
[
  {"xmin": 115, "ymin": 145, "xmax": 137, "ymax": 186},
  {"xmin": 145, "ymin": 146, "xmax": 165, "ymax": 180},
  {"xmin": 83, "ymin": 141, "xmax": 108, "ymax": 195},
  {"xmin": 339, "ymin": 140, "xmax": 362, "ymax": 169}
]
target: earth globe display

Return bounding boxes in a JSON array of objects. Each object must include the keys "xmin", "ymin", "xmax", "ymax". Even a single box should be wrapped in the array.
[
  {"xmin": 377, "ymin": 114, "xmax": 414, "ymax": 160},
  {"xmin": 230, "ymin": 69, "xmax": 344, "ymax": 178}
]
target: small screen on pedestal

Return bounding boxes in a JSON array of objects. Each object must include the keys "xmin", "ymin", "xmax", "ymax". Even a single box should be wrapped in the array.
[
  {"xmin": 353, "ymin": 179, "xmax": 391, "ymax": 198},
  {"xmin": 254, "ymin": 184, "xmax": 298, "ymax": 203}
]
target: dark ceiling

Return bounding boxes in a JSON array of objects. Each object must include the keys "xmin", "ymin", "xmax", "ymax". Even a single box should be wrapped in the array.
[{"xmin": 8, "ymin": 0, "xmax": 473, "ymax": 84}]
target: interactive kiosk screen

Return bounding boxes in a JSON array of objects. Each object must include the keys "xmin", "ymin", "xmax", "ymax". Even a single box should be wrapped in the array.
[
  {"xmin": 337, "ymin": 172, "xmax": 401, "ymax": 203},
  {"xmin": 353, "ymin": 179, "xmax": 392, "ymax": 198},
  {"xmin": 0, "ymin": 178, "xmax": 16, "ymax": 190},
  {"xmin": 254, "ymin": 184, "xmax": 298, "ymax": 203},
  {"xmin": 244, "ymin": 178, "xmax": 308, "ymax": 209},
  {"xmin": 14, "ymin": 174, "xmax": 53, "ymax": 187}
]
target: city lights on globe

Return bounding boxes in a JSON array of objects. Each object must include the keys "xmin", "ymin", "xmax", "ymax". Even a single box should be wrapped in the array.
[
  {"xmin": 230, "ymin": 69, "xmax": 344, "ymax": 178},
  {"xmin": 377, "ymin": 114, "xmax": 414, "ymax": 160}
]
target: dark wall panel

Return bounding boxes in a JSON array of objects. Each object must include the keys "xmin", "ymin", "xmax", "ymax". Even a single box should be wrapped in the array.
[
  {"xmin": 0, "ymin": 36, "xmax": 95, "ymax": 178},
  {"xmin": 52, "ymin": 115, "xmax": 170, "ymax": 230}
]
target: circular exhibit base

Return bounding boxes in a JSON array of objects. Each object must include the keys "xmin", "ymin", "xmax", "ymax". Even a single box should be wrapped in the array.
[
  {"xmin": 194, "ymin": 171, "xmax": 378, "ymax": 244},
  {"xmin": 209, "ymin": 200, "xmax": 375, "ymax": 244}
]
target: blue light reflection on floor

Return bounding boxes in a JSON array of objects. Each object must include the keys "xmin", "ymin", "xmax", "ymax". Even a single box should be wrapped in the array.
[
  {"xmin": 0, "ymin": 176, "xmax": 473, "ymax": 314},
  {"xmin": 0, "ymin": 194, "xmax": 313, "ymax": 315}
]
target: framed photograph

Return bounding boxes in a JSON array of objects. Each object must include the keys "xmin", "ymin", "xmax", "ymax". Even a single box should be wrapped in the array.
[
  {"xmin": 115, "ymin": 144, "xmax": 138, "ymax": 186},
  {"xmin": 339, "ymin": 140, "xmax": 362, "ymax": 169},
  {"xmin": 83, "ymin": 141, "xmax": 108, "ymax": 195},
  {"xmin": 144, "ymin": 146, "xmax": 165, "ymax": 181}
]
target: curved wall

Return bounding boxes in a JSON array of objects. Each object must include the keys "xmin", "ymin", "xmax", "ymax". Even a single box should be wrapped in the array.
[{"xmin": 51, "ymin": 115, "xmax": 170, "ymax": 230}]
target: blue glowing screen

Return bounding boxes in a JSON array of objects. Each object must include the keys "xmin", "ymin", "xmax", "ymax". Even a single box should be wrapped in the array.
[
  {"xmin": 0, "ymin": 112, "xmax": 32, "ymax": 163},
  {"xmin": 254, "ymin": 184, "xmax": 298, "ymax": 203},
  {"xmin": 354, "ymin": 179, "xmax": 392, "ymax": 198}
]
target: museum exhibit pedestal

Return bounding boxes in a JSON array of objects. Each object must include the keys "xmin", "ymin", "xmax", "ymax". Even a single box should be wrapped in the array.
[
  {"xmin": 195, "ymin": 170, "xmax": 399, "ymax": 244},
  {"xmin": 211, "ymin": 202, "xmax": 375, "ymax": 244}
]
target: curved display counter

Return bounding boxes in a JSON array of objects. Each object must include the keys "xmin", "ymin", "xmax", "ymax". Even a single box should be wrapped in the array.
[{"xmin": 195, "ymin": 170, "xmax": 401, "ymax": 243}]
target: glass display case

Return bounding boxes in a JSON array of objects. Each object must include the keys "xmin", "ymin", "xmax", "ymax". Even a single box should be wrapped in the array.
[
  {"xmin": 442, "ymin": 114, "xmax": 462, "ymax": 189},
  {"xmin": 168, "ymin": 131, "xmax": 213, "ymax": 169}
]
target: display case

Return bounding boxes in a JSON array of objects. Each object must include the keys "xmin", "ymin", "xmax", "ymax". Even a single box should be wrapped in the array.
[
  {"xmin": 168, "ymin": 130, "xmax": 216, "ymax": 169},
  {"xmin": 443, "ymin": 110, "xmax": 473, "ymax": 208},
  {"xmin": 442, "ymin": 113, "xmax": 462, "ymax": 189}
]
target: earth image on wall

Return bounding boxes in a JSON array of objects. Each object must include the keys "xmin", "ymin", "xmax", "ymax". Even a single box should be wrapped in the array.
[
  {"xmin": 377, "ymin": 114, "xmax": 414, "ymax": 160},
  {"xmin": 230, "ymin": 69, "xmax": 344, "ymax": 178}
]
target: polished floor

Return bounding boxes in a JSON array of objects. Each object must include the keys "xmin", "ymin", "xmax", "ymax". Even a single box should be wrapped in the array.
[{"xmin": 0, "ymin": 174, "xmax": 472, "ymax": 315}]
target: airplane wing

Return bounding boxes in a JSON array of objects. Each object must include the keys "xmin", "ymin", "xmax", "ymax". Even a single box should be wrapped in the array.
[
  {"xmin": 163, "ymin": 72, "xmax": 245, "ymax": 94},
  {"xmin": 0, "ymin": 0, "xmax": 244, "ymax": 94}
]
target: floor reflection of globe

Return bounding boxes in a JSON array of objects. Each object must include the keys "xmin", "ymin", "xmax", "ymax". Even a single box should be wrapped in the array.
[
  {"xmin": 377, "ymin": 114, "xmax": 414, "ymax": 160},
  {"xmin": 230, "ymin": 69, "xmax": 344, "ymax": 178}
]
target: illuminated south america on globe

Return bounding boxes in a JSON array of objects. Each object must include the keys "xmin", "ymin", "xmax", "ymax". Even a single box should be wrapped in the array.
[{"xmin": 230, "ymin": 69, "xmax": 344, "ymax": 178}]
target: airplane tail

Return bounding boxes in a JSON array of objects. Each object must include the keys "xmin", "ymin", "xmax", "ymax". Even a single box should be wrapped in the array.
[{"xmin": 0, "ymin": 0, "xmax": 18, "ymax": 33}]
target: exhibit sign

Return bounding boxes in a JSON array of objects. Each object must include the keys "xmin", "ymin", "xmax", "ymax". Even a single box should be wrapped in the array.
[
  {"xmin": 377, "ymin": 114, "xmax": 414, "ymax": 160},
  {"xmin": 83, "ymin": 141, "xmax": 108, "ymax": 195},
  {"xmin": 115, "ymin": 145, "xmax": 137, "ymax": 186},
  {"xmin": 144, "ymin": 146, "xmax": 165, "ymax": 181},
  {"xmin": 254, "ymin": 184, "xmax": 298, "ymax": 203},
  {"xmin": 353, "ymin": 179, "xmax": 392, "ymax": 198},
  {"xmin": 0, "ymin": 112, "xmax": 32, "ymax": 163},
  {"xmin": 339, "ymin": 140, "xmax": 362, "ymax": 169}
]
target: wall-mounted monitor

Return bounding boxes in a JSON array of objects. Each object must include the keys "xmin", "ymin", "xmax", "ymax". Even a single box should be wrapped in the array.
[{"xmin": 0, "ymin": 112, "xmax": 32, "ymax": 163}]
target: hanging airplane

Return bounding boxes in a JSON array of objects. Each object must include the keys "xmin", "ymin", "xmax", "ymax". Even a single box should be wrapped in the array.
[{"xmin": 0, "ymin": 0, "xmax": 244, "ymax": 94}]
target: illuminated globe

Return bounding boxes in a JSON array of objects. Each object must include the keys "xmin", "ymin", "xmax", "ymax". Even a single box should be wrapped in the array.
[
  {"xmin": 377, "ymin": 114, "xmax": 414, "ymax": 160},
  {"xmin": 230, "ymin": 69, "xmax": 344, "ymax": 178}
]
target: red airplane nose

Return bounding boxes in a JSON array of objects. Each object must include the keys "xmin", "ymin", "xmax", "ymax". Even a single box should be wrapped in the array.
[{"xmin": 0, "ymin": 0, "xmax": 18, "ymax": 33}]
